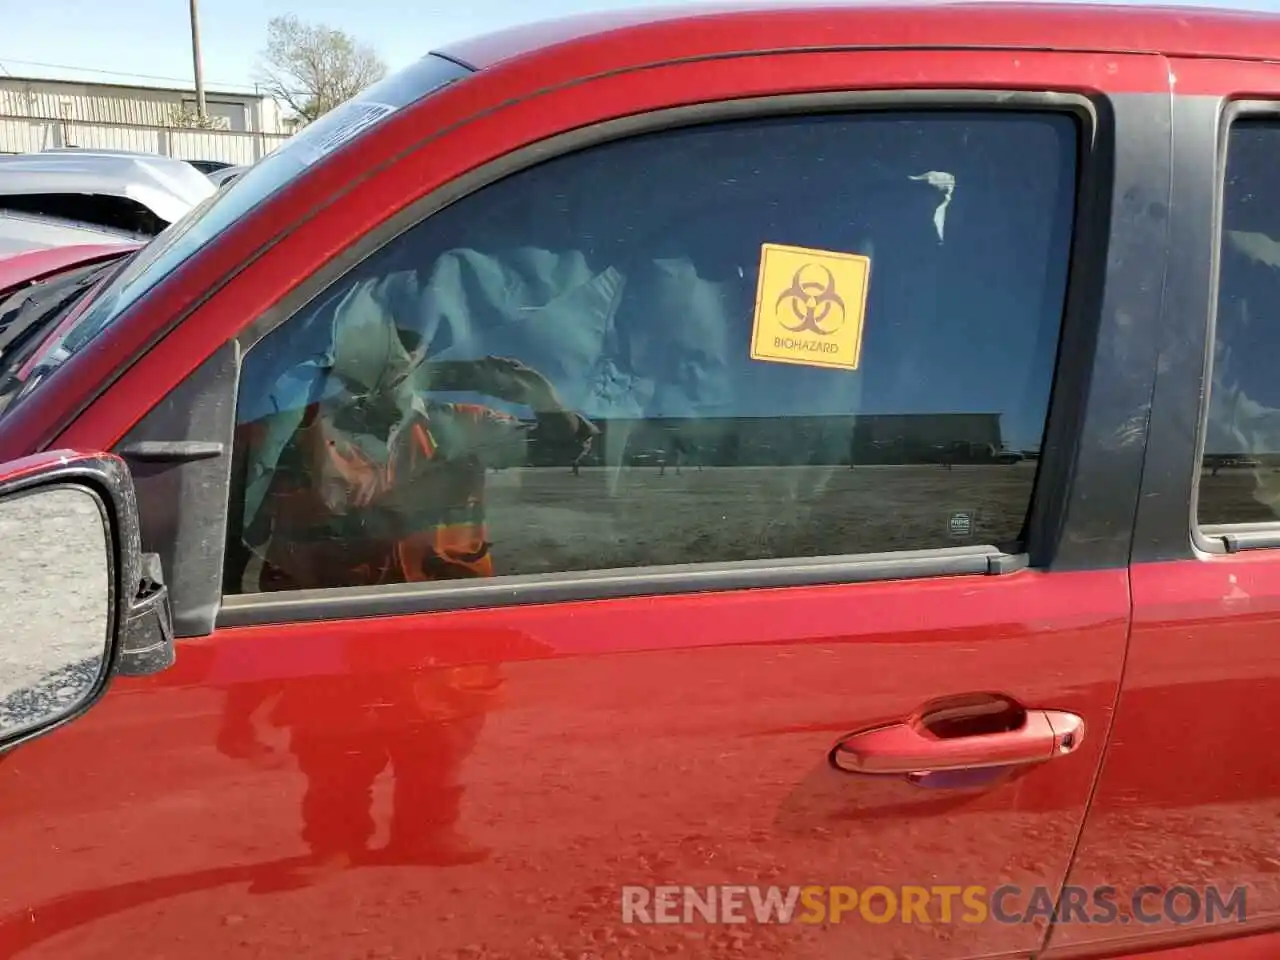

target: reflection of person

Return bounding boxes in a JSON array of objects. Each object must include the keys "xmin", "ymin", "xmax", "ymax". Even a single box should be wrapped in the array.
[
  {"xmin": 245, "ymin": 353, "xmax": 597, "ymax": 591},
  {"xmin": 571, "ymin": 431, "xmax": 595, "ymax": 475},
  {"xmin": 224, "ymin": 341, "xmax": 592, "ymax": 889},
  {"xmin": 657, "ymin": 432, "xmax": 700, "ymax": 477},
  {"xmin": 216, "ymin": 649, "xmax": 507, "ymax": 891}
]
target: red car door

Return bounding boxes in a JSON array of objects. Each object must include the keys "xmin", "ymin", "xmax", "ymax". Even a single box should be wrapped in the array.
[
  {"xmin": 1047, "ymin": 58, "xmax": 1280, "ymax": 959},
  {"xmin": 0, "ymin": 44, "xmax": 1167, "ymax": 960}
]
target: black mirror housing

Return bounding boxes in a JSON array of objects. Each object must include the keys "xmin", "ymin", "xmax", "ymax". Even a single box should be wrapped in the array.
[{"xmin": 118, "ymin": 551, "xmax": 175, "ymax": 677}]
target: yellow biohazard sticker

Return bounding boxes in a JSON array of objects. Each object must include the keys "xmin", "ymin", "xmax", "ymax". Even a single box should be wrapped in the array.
[{"xmin": 749, "ymin": 242, "xmax": 871, "ymax": 371}]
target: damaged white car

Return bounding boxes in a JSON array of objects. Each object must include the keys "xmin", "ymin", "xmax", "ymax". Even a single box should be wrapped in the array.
[{"xmin": 0, "ymin": 149, "xmax": 214, "ymax": 247}]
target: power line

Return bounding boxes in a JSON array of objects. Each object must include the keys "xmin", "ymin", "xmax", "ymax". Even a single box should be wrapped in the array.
[{"xmin": 0, "ymin": 56, "xmax": 263, "ymax": 93}]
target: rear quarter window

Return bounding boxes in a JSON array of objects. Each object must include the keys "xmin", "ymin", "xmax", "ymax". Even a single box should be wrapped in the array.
[{"xmin": 1200, "ymin": 120, "xmax": 1280, "ymax": 529}]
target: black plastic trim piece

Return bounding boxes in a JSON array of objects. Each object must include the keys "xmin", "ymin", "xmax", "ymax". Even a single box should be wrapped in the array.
[
  {"xmin": 115, "ymin": 341, "xmax": 239, "ymax": 638},
  {"xmin": 1202, "ymin": 524, "xmax": 1280, "ymax": 554},
  {"xmin": 118, "ymin": 552, "xmax": 176, "ymax": 675},
  {"xmin": 1033, "ymin": 92, "xmax": 1171, "ymax": 572},
  {"xmin": 117, "ymin": 441, "xmax": 225, "ymax": 462},
  {"xmin": 427, "ymin": 49, "xmax": 480, "ymax": 74},
  {"xmin": 1128, "ymin": 93, "xmax": 1223, "ymax": 564},
  {"xmin": 219, "ymin": 545, "xmax": 1023, "ymax": 627},
  {"xmin": 987, "ymin": 553, "xmax": 1031, "ymax": 575}
]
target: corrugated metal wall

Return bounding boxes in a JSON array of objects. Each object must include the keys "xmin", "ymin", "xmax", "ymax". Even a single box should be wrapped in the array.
[
  {"xmin": 168, "ymin": 127, "xmax": 287, "ymax": 164},
  {"xmin": 0, "ymin": 116, "xmax": 289, "ymax": 165},
  {"xmin": 0, "ymin": 78, "xmax": 292, "ymax": 164},
  {"xmin": 1, "ymin": 81, "xmax": 174, "ymax": 127},
  {"xmin": 0, "ymin": 78, "xmax": 277, "ymax": 132},
  {"xmin": 0, "ymin": 116, "xmax": 49, "ymax": 154}
]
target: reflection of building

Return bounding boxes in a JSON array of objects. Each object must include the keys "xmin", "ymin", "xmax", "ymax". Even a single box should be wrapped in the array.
[{"xmin": 850, "ymin": 413, "xmax": 1005, "ymax": 465}]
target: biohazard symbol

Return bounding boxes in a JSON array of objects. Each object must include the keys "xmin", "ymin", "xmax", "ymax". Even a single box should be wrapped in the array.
[{"xmin": 774, "ymin": 263, "xmax": 846, "ymax": 336}]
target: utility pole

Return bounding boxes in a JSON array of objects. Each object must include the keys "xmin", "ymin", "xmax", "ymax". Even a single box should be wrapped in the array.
[{"xmin": 188, "ymin": 0, "xmax": 208, "ymax": 121}]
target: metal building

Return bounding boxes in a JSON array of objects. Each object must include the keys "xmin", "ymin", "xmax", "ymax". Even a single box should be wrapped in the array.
[{"xmin": 0, "ymin": 75, "xmax": 293, "ymax": 166}]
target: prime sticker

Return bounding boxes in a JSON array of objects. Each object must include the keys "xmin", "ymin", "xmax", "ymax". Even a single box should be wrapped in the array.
[{"xmin": 749, "ymin": 242, "xmax": 871, "ymax": 371}]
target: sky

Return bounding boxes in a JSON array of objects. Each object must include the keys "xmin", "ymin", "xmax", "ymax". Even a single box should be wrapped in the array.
[
  {"xmin": 3, "ymin": 0, "xmax": 1280, "ymax": 94},
  {"xmin": 0, "ymin": 0, "xmax": 621, "ymax": 93}
]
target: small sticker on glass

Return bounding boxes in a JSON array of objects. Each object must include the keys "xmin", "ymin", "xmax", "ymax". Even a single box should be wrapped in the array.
[
  {"xmin": 292, "ymin": 101, "xmax": 398, "ymax": 168},
  {"xmin": 949, "ymin": 511, "xmax": 975, "ymax": 539},
  {"xmin": 749, "ymin": 242, "xmax": 871, "ymax": 371}
]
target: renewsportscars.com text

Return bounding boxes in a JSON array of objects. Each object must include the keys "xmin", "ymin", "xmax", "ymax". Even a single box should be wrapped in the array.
[{"xmin": 620, "ymin": 884, "xmax": 1248, "ymax": 926}]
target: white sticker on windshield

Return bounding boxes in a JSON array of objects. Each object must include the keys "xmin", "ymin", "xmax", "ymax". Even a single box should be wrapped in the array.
[{"xmin": 292, "ymin": 101, "xmax": 398, "ymax": 168}]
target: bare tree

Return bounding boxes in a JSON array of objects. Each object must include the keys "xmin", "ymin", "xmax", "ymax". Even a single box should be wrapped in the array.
[
  {"xmin": 167, "ymin": 105, "xmax": 226, "ymax": 130},
  {"xmin": 257, "ymin": 15, "xmax": 387, "ymax": 125}
]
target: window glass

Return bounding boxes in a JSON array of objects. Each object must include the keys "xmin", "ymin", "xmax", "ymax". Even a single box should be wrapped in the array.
[
  {"xmin": 226, "ymin": 109, "xmax": 1079, "ymax": 595},
  {"xmin": 19, "ymin": 54, "xmax": 472, "ymax": 388},
  {"xmin": 1201, "ymin": 120, "xmax": 1280, "ymax": 526}
]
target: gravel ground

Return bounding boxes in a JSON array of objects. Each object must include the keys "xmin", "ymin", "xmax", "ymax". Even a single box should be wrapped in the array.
[
  {"xmin": 236, "ymin": 462, "xmax": 1034, "ymax": 592},
  {"xmin": 482, "ymin": 463, "xmax": 1034, "ymax": 576},
  {"xmin": 1199, "ymin": 466, "xmax": 1280, "ymax": 524},
  {"xmin": 0, "ymin": 485, "xmax": 110, "ymax": 733},
  {"xmin": 227, "ymin": 461, "xmax": 1280, "ymax": 586},
  {"xmin": 0, "ymin": 658, "xmax": 102, "ymax": 732}
]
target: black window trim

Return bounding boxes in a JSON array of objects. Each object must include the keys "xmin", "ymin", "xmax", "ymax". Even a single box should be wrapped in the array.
[
  {"xmin": 216, "ymin": 87, "xmax": 1108, "ymax": 629},
  {"xmin": 1192, "ymin": 99, "xmax": 1280, "ymax": 555}
]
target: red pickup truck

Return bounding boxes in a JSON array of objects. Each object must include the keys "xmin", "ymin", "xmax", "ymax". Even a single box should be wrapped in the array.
[{"xmin": 1, "ymin": 3, "xmax": 1279, "ymax": 958}]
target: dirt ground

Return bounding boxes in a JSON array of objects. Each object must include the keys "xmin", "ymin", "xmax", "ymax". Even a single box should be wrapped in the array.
[
  {"xmin": 0, "ymin": 486, "xmax": 109, "ymax": 730},
  {"xmin": 479, "ymin": 463, "xmax": 1036, "ymax": 577},
  {"xmin": 1198, "ymin": 466, "xmax": 1280, "ymax": 525},
  {"xmin": 237, "ymin": 462, "xmax": 1034, "ymax": 592},
  {"xmin": 233, "ymin": 461, "xmax": 1280, "ymax": 589}
]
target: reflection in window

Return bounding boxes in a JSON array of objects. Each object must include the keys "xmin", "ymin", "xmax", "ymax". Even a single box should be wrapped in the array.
[
  {"xmin": 226, "ymin": 110, "xmax": 1079, "ymax": 594},
  {"xmin": 1201, "ymin": 121, "xmax": 1280, "ymax": 526}
]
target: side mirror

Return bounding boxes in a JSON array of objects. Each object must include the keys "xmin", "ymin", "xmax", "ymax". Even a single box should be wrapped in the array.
[{"xmin": 0, "ymin": 450, "xmax": 174, "ymax": 751}]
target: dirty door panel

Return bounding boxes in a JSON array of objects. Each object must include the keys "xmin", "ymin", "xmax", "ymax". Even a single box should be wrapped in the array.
[
  {"xmin": 0, "ymin": 577, "xmax": 1128, "ymax": 959},
  {"xmin": 0, "ymin": 59, "xmax": 1170, "ymax": 960},
  {"xmin": 1050, "ymin": 62, "xmax": 1280, "ymax": 957}
]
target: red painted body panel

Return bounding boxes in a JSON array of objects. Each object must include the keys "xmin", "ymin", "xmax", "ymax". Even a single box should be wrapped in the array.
[
  {"xmin": 1048, "ymin": 555, "xmax": 1280, "ymax": 955},
  {"xmin": 0, "ymin": 571, "xmax": 1128, "ymax": 958},
  {"xmin": 0, "ymin": 245, "xmax": 135, "ymax": 298},
  {"xmin": 0, "ymin": 43, "xmax": 1162, "ymax": 957},
  {"xmin": 1045, "ymin": 55, "xmax": 1280, "ymax": 960},
  {"xmin": 1054, "ymin": 930, "xmax": 1280, "ymax": 959},
  {"xmin": 1167, "ymin": 55, "xmax": 1280, "ymax": 98},
  {"xmin": 0, "ymin": 448, "xmax": 105, "ymax": 483},
  {"xmin": 438, "ymin": 2, "xmax": 1280, "ymax": 70},
  {"xmin": 0, "ymin": 37, "xmax": 1162, "ymax": 960},
  {"xmin": 0, "ymin": 5, "xmax": 1272, "ymax": 957}
]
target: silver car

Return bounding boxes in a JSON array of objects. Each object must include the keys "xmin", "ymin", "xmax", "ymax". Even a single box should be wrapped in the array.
[
  {"xmin": 0, "ymin": 149, "xmax": 214, "ymax": 237},
  {"xmin": 0, "ymin": 209, "xmax": 141, "ymax": 258}
]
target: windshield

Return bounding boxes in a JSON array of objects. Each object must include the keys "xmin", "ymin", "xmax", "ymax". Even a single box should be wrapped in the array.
[{"xmin": 20, "ymin": 53, "xmax": 472, "ymax": 389}]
